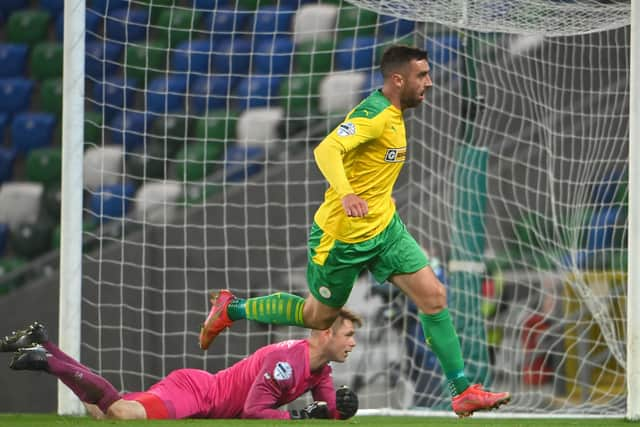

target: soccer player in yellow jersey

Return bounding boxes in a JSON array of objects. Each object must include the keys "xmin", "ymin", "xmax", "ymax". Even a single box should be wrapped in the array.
[{"xmin": 200, "ymin": 45, "xmax": 510, "ymax": 417}]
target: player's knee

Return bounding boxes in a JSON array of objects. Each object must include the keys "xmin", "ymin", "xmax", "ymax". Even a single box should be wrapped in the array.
[
  {"xmin": 106, "ymin": 402, "xmax": 145, "ymax": 420},
  {"xmin": 306, "ymin": 314, "xmax": 337, "ymax": 330}
]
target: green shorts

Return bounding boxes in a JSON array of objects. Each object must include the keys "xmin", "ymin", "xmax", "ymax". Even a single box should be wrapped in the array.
[{"xmin": 307, "ymin": 213, "xmax": 429, "ymax": 308}]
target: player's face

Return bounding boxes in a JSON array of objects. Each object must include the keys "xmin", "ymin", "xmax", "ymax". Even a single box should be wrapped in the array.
[
  {"xmin": 399, "ymin": 59, "xmax": 432, "ymax": 109},
  {"xmin": 328, "ymin": 319, "xmax": 357, "ymax": 363}
]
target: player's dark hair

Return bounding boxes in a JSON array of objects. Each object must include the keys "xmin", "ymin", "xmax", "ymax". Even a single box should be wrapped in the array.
[
  {"xmin": 333, "ymin": 308, "xmax": 363, "ymax": 330},
  {"xmin": 380, "ymin": 45, "xmax": 428, "ymax": 78}
]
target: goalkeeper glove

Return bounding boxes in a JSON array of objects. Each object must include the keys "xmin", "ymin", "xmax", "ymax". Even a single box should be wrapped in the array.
[
  {"xmin": 336, "ymin": 385, "xmax": 358, "ymax": 419},
  {"xmin": 289, "ymin": 401, "xmax": 329, "ymax": 419}
]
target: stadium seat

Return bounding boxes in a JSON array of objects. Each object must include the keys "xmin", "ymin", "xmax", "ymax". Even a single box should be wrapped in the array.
[
  {"xmin": 190, "ymin": 75, "xmax": 239, "ymax": 114},
  {"xmin": 0, "ymin": 78, "xmax": 33, "ymax": 114},
  {"xmin": 279, "ymin": 74, "xmax": 322, "ymax": 116},
  {"xmin": 0, "ymin": 0, "xmax": 28, "ymax": 17},
  {"xmin": 105, "ymin": 8, "xmax": 149, "ymax": 43},
  {"xmin": 109, "ymin": 111, "xmax": 148, "ymax": 151},
  {"xmin": 125, "ymin": 139, "xmax": 170, "ymax": 181},
  {"xmin": 147, "ymin": 75, "xmax": 188, "ymax": 114},
  {"xmin": 149, "ymin": 115, "xmax": 187, "ymax": 158},
  {"xmin": 132, "ymin": 180, "xmax": 182, "ymax": 224},
  {"xmin": 425, "ymin": 35, "xmax": 461, "ymax": 67},
  {"xmin": 25, "ymin": 147, "xmax": 62, "ymax": 186},
  {"xmin": 592, "ymin": 169, "xmax": 627, "ymax": 205},
  {"xmin": 39, "ymin": 0, "xmax": 64, "ymax": 20},
  {"xmin": 85, "ymin": 41, "xmax": 124, "ymax": 81},
  {"xmin": 89, "ymin": 181, "xmax": 136, "ymax": 223},
  {"xmin": 201, "ymin": 7, "xmax": 252, "ymax": 42},
  {"xmin": 335, "ymin": 36, "xmax": 377, "ymax": 70},
  {"xmin": 236, "ymin": 107, "xmax": 283, "ymax": 148},
  {"xmin": 57, "ymin": 8, "xmax": 102, "ymax": 42},
  {"xmin": 84, "ymin": 111, "xmax": 104, "ymax": 145},
  {"xmin": 92, "ymin": 76, "xmax": 138, "ymax": 120},
  {"xmin": 83, "ymin": 145, "xmax": 124, "ymax": 192},
  {"xmin": 91, "ymin": 0, "xmax": 129, "ymax": 13},
  {"xmin": 0, "ymin": 182, "xmax": 44, "ymax": 229},
  {"xmin": 156, "ymin": 9, "xmax": 202, "ymax": 48},
  {"xmin": 292, "ymin": 4, "xmax": 337, "ymax": 44},
  {"xmin": 0, "ymin": 256, "xmax": 27, "ymax": 292},
  {"xmin": 361, "ymin": 71, "xmax": 384, "ymax": 96},
  {"xmin": 335, "ymin": 5, "xmax": 378, "ymax": 39},
  {"xmin": 0, "ymin": 147, "xmax": 17, "ymax": 184},
  {"xmin": 0, "ymin": 223, "xmax": 8, "ymax": 256},
  {"xmin": 224, "ymin": 145, "xmax": 264, "ymax": 182},
  {"xmin": 253, "ymin": 37, "xmax": 295, "ymax": 75},
  {"xmin": 253, "ymin": 6, "xmax": 295, "ymax": 43},
  {"xmin": 30, "ymin": 42, "xmax": 64, "ymax": 81},
  {"xmin": 6, "ymin": 10, "xmax": 51, "ymax": 46},
  {"xmin": 0, "ymin": 113, "xmax": 8, "ymax": 142},
  {"xmin": 318, "ymin": 71, "xmax": 366, "ymax": 114},
  {"xmin": 379, "ymin": 15, "xmax": 415, "ymax": 38},
  {"xmin": 191, "ymin": 110, "xmax": 238, "ymax": 143},
  {"xmin": 11, "ymin": 113, "xmax": 57, "ymax": 154},
  {"xmin": 11, "ymin": 221, "xmax": 54, "ymax": 259},
  {"xmin": 0, "ymin": 43, "xmax": 28, "ymax": 78},
  {"xmin": 585, "ymin": 206, "xmax": 624, "ymax": 250},
  {"xmin": 171, "ymin": 39, "xmax": 215, "ymax": 74},
  {"xmin": 234, "ymin": 75, "xmax": 283, "ymax": 111},
  {"xmin": 174, "ymin": 140, "xmax": 225, "ymax": 181},
  {"xmin": 293, "ymin": 39, "xmax": 334, "ymax": 74},
  {"xmin": 39, "ymin": 78, "xmax": 63, "ymax": 116},
  {"xmin": 211, "ymin": 38, "xmax": 251, "ymax": 74},
  {"xmin": 124, "ymin": 41, "xmax": 167, "ymax": 83}
]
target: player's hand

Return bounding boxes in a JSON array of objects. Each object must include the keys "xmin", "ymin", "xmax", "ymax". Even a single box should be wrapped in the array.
[
  {"xmin": 289, "ymin": 401, "xmax": 329, "ymax": 419},
  {"xmin": 342, "ymin": 194, "xmax": 368, "ymax": 217},
  {"xmin": 336, "ymin": 385, "xmax": 358, "ymax": 419}
]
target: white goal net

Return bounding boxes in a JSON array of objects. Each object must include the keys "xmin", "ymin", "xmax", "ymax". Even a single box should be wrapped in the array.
[{"xmin": 69, "ymin": 0, "xmax": 632, "ymax": 417}]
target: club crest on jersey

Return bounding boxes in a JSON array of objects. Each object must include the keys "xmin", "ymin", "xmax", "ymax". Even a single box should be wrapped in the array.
[
  {"xmin": 384, "ymin": 147, "xmax": 406, "ymax": 162},
  {"xmin": 337, "ymin": 122, "xmax": 356, "ymax": 137},
  {"xmin": 274, "ymin": 362, "xmax": 293, "ymax": 381}
]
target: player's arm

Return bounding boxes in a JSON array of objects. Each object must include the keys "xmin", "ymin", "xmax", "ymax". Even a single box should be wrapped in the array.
[
  {"xmin": 311, "ymin": 369, "xmax": 359, "ymax": 420},
  {"xmin": 310, "ymin": 366, "xmax": 339, "ymax": 419}
]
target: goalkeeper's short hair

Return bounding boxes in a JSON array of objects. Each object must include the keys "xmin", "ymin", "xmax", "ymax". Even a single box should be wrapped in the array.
[{"xmin": 332, "ymin": 308, "xmax": 363, "ymax": 331}]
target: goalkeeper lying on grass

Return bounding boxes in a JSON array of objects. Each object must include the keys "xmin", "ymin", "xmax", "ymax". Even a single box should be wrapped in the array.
[{"xmin": 0, "ymin": 308, "xmax": 361, "ymax": 420}]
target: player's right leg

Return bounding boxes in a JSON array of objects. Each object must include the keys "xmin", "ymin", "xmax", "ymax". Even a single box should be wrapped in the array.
[{"xmin": 0, "ymin": 321, "xmax": 48, "ymax": 352}]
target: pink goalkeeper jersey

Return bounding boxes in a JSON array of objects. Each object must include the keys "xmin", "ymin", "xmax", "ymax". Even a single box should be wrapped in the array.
[{"xmin": 143, "ymin": 339, "xmax": 337, "ymax": 419}]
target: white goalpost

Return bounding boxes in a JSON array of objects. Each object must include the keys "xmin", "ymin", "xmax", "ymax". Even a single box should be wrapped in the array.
[{"xmin": 58, "ymin": 0, "xmax": 637, "ymax": 419}]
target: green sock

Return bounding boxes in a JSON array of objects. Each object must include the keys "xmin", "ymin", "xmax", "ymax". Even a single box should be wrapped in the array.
[
  {"xmin": 419, "ymin": 308, "xmax": 470, "ymax": 396},
  {"xmin": 227, "ymin": 292, "xmax": 306, "ymax": 327}
]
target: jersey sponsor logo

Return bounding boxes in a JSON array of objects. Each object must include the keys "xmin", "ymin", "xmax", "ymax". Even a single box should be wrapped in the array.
[
  {"xmin": 274, "ymin": 361, "xmax": 293, "ymax": 381},
  {"xmin": 337, "ymin": 122, "xmax": 356, "ymax": 137},
  {"xmin": 319, "ymin": 286, "xmax": 332, "ymax": 299},
  {"xmin": 384, "ymin": 147, "xmax": 406, "ymax": 163}
]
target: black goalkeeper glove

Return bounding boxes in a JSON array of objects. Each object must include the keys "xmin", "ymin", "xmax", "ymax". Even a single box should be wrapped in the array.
[
  {"xmin": 336, "ymin": 385, "xmax": 358, "ymax": 419},
  {"xmin": 289, "ymin": 401, "xmax": 329, "ymax": 419}
]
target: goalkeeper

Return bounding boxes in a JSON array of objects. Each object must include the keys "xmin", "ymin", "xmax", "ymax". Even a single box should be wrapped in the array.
[
  {"xmin": 200, "ymin": 45, "xmax": 510, "ymax": 417},
  {"xmin": 0, "ymin": 309, "xmax": 360, "ymax": 420}
]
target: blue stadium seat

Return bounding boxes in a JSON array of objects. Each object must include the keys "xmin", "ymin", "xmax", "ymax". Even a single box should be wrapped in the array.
[
  {"xmin": 361, "ymin": 71, "xmax": 384, "ymax": 96},
  {"xmin": 592, "ymin": 169, "xmax": 626, "ymax": 205},
  {"xmin": 171, "ymin": 39, "xmax": 215, "ymax": 74},
  {"xmin": 0, "ymin": 0, "xmax": 28, "ymax": 17},
  {"xmin": 253, "ymin": 37, "xmax": 294, "ymax": 75},
  {"xmin": 147, "ymin": 75, "xmax": 188, "ymax": 114},
  {"xmin": 0, "ymin": 113, "xmax": 8, "ymax": 139},
  {"xmin": 585, "ymin": 207, "xmax": 623, "ymax": 250},
  {"xmin": 225, "ymin": 145, "xmax": 264, "ymax": 182},
  {"xmin": 253, "ymin": 6, "xmax": 295, "ymax": 43},
  {"xmin": 192, "ymin": 0, "xmax": 232, "ymax": 8},
  {"xmin": 0, "ymin": 43, "xmax": 28, "ymax": 78},
  {"xmin": 11, "ymin": 112, "xmax": 57, "ymax": 154},
  {"xmin": 379, "ymin": 15, "xmax": 415, "ymax": 38},
  {"xmin": 39, "ymin": 0, "xmax": 64, "ymax": 20},
  {"xmin": 201, "ymin": 8, "xmax": 252, "ymax": 42},
  {"xmin": 89, "ymin": 181, "xmax": 136, "ymax": 223},
  {"xmin": 109, "ymin": 111, "xmax": 148, "ymax": 152},
  {"xmin": 425, "ymin": 35, "xmax": 460, "ymax": 67},
  {"xmin": 0, "ymin": 223, "xmax": 8, "ymax": 256},
  {"xmin": 91, "ymin": 76, "xmax": 138, "ymax": 120},
  {"xmin": 234, "ymin": 75, "xmax": 283, "ymax": 111},
  {"xmin": 0, "ymin": 78, "xmax": 33, "ymax": 114},
  {"xmin": 335, "ymin": 36, "xmax": 377, "ymax": 71},
  {"xmin": 85, "ymin": 41, "xmax": 124, "ymax": 81},
  {"xmin": 105, "ymin": 8, "xmax": 149, "ymax": 43},
  {"xmin": 211, "ymin": 38, "xmax": 251, "ymax": 74},
  {"xmin": 91, "ymin": 0, "xmax": 129, "ymax": 13},
  {"xmin": 56, "ymin": 8, "xmax": 102, "ymax": 42},
  {"xmin": 190, "ymin": 75, "xmax": 239, "ymax": 114},
  {"xmin": 0, "ymin": 147, "xmax": 17, "ymax": 184}
]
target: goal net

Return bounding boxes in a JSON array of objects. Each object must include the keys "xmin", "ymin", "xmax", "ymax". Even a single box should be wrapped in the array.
[{"xmin": 69, "ymin": 0, "xmax": 632, "ymax": 417}]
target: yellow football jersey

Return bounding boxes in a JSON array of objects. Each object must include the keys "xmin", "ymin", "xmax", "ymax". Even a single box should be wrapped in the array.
[{"xmin": 313, "ymin": 90, "xmax": 407, "ymax": 243}]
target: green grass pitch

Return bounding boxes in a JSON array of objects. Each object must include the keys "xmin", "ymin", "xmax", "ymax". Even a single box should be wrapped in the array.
[{"xmin": 0, "ymin": 415, "xmax": 631, "ymax": 427}]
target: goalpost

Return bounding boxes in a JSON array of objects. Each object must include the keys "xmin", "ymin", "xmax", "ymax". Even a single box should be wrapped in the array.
[{"xmin": 58, "ymin": 0, "xmax": 637, "ymax": 419}]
